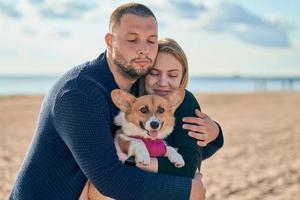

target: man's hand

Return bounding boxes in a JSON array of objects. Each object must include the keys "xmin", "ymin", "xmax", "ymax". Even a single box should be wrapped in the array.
[
  {"xmin": 190, "ymin": 173, "xmax": 206, "ymax": 200},
  {"xmin": 183, "ymin": 109, "xmax": 219, "ymax": 147}
]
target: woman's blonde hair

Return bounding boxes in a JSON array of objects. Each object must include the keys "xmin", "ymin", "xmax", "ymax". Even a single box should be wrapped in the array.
[{"xmin": 139, "ymin": 38, "xmax": 189, "ymax": 95}]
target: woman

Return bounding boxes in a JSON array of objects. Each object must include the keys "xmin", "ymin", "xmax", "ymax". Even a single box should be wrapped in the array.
[{"xmin": 80, "ymin": 38, "xmax": 223, "ymax": 199}]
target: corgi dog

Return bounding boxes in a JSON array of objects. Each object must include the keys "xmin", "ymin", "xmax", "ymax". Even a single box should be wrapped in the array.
[
  {"xmin": 111, "ymin": 88, "xmax": 185, "ymax": 167},
  {"xmin": 79, "ymin": 89, "xmax": 186, "ymax": 200}
]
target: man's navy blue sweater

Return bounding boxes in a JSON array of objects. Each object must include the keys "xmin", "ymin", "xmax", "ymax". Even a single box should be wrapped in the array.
[{"xmin": 9, "ymin": 53, "xmax": 193, "ymax": 200}]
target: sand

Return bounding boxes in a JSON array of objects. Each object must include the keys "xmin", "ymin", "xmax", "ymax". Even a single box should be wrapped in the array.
[{"xmin": 1, "ymin": 92, "xmax": 300, "ymax": 200}]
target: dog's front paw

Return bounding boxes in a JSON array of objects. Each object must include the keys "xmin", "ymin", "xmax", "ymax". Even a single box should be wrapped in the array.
[
  {"xmin": 135, "ymin": 151, "xmax": 151, "ymax": 165},
  {"xmin": 172, "ymin": 154, "xmax": 185, "ymax": 168},
  {"xmin": 166, "ymin": 147, "xmax": 185, "ymax": 168},
  {"xmin": 129, "ymin": 141, "xmax": 150, "ymax": 165}
]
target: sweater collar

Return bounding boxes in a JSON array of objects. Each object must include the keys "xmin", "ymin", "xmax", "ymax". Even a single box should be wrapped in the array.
[{"xmin": 95, "ymin": 52, "xmax": 119, "ymax": 94}]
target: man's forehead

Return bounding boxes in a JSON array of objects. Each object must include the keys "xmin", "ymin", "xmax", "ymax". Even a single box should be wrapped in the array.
[
  {"xmin": 126, "ymin": 32, "xmax": 157, "ymax": 38},
  {"xmin": 117, "ymin": 14, "xmax": 157, "ymax": 33},
  {"xmin": 120, "ymin": 13, "xmax": 156, "ymax": 23}
]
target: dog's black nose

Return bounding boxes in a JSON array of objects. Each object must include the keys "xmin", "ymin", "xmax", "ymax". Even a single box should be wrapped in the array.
[{"xmin": 150, "ymin": 121, "xmax": 159, "ymax": 129}]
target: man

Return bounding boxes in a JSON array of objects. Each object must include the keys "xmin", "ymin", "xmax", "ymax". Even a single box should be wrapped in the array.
[{"xmin": 9, "ymin": 3, "xmax": 216, "ymax": 200}]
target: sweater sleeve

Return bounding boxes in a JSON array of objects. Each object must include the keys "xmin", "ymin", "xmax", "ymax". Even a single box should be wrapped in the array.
[
  {"xmin": 185, "ymin": 91, "xmax": 224, "ymax": 160},
  {"xmin": 157, "ymin": 91, "xmax": 203, "ymax": 178},
  {"xmin": 202, "ymin": 122, "xmax": 224, "ymax": 160},
  {"xmin": 53, "ymin": 89, "xmax": 192, "ymax": 200}
]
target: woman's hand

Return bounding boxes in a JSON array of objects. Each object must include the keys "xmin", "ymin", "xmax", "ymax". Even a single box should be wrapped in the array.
[
  {"xmin": 182, "ymin": 109, "xmax": 219, "ymax": 147},
  {"xmin": 190, "ymin": 173, "xmax": 206, "ymax": 200}
]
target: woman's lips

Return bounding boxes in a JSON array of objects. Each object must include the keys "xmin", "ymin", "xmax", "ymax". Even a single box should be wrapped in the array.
[{"xmin": 153, "ymin": 89, "xmax": 171, "ymax": 96}]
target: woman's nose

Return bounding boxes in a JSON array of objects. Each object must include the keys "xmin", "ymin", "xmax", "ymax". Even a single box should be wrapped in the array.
[{"xmin": 158, "ymin": 76, "xmax": 168, "ymax": 86}]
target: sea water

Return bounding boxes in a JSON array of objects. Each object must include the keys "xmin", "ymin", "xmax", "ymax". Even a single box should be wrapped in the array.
[{"xmin": 1, "ymin": 75, "xmax": 300, "ymax": 95}]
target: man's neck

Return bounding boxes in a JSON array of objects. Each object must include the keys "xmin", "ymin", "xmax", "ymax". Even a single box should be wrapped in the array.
[{"xmin": 106, "ymin": 53, "xmax": 137, "ymax": 92}]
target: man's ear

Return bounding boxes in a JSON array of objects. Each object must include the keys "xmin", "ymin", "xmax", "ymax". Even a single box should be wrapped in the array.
[
  {"xmin": 111, "ymin": 89, "xmax": 136, "ymax": 113},
  {"xmin": 105, "ymin": 33, "xmax": 113, "ymax": 53},
  {"xmin": 165, "ymin": 89, "xmax": 185, "ymax": 113}
]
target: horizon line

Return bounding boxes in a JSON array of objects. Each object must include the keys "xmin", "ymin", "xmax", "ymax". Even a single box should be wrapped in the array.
[{"xmin": 1, "ymin": 74, "xmax": 300, "ymax": 80}]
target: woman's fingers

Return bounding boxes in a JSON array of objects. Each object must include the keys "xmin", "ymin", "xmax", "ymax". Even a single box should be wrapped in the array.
[
  {"xmin": 197, "ymin": 140, "xmax": 207, "ymax": 147},
  {"xmin": 188, "ymin": 131, "xmax": 207, "ymax": 140},
  {"xmin": 183, "ymin": 109, "xmax": 220, "ymax": 146},
  {"xmin": 183, "ymin": 124, "xmax": 208, "ymax": 134},
  {"xmin": 195, "ymin": 109, "xmax": 206, "ymax": 118},
  {"xmin": 182, "ymin": 109, "xmax": 211, "ymax": 125},
  {"xmin": 182, "ymin": 117, "xmax": 206, "ymax": 125},
  {"xmin": 188, "ymin": 131, "xmax": 208, "ymax": 147}
]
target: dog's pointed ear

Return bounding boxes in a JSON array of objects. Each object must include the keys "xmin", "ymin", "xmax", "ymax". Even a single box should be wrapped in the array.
[
  {"xmin": 111, "ymin": 89, "xmax": 136, "ymax": 113},
  {"xmin": 164, "ymin": 89, "xmax": 185, "ymax": 113}
]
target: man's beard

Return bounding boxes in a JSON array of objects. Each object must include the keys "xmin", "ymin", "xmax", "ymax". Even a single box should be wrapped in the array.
[{"xmin": 113, "ymin": 50, "xmax": 153, "ymax": 79}]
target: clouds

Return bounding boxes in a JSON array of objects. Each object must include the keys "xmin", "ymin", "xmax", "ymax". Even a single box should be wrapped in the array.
[
  {"xmin": 232, "ymin": 23, "xmax": 290, "ymax": 48},
  {"xmin": 29, "ymin": 0, "xmax": 44, "ymax": 5},
  {"xmin": 0, "ymin": 0, "xmax": 101, "ymax": 40},
  {"xmin": 33, "ymin": 0, "xmax": 98, "ymax": 19},
  {"xmin": 0, "ymin": 0, "xmax": 22, "ymax": 18},
  {"xmin": 168, "ymin": 0, "xmax": 206, "ymax": 19},
  {"xmin": 198, "ymin": 2, "xmax": 291, "ymax": 48},
  {"xmin": 0, "ymin": 0, "xmax": 99, "ymax": 20},
  {"xmin": 0, "ymin": 47, "xmax": 18, "ymax": 59},
  {"xmin": 200, "ymin": 2, "xmax": 263, "ymax": 31},
  {"xmin": 149, "ymin": 1, "xmax": 291, "ymax": 48},
  {"xmin": 0, "ymin": 0, "xmax": 295, "ymax": 48},
  {"xmin": 0, "ymin": 0, "xmax": 299, "ymax": 76}
]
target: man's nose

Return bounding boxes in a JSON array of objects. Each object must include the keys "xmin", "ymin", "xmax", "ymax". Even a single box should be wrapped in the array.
[{"xmin": 137, "ymin": 42, "xmax": 150, "ymax": 55}]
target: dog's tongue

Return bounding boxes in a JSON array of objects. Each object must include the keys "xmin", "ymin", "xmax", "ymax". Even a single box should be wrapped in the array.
[{"xmin": 149, "ymin": 131, "xmax": 159, "ymax": 138}]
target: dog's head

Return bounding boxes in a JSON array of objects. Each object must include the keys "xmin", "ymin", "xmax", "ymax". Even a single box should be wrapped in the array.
[{"xmin": 111, "ymin": 89, "xmax": 184, "ymax": 140}]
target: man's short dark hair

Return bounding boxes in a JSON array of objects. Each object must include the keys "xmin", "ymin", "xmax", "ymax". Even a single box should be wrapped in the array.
[{"xmin": 109, "ymin": 3, "xmax": 157, "ymax": 33}]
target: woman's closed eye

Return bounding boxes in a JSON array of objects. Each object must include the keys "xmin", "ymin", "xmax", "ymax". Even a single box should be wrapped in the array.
[
  {"xmin": 169, "ymin": 72, "xmax": 179, "ymax": 78},
  {"xmin": 150, "ymin": 70, "xmax": 160, "ymax": 76}
]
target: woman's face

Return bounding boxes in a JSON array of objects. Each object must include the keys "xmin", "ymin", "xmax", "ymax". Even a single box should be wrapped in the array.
[{"xmin": 145, "ymin": 52, "xmax": 183, "ymax": 96}]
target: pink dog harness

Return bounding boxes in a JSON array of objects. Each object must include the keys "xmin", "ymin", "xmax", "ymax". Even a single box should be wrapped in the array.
[{"xmin": 132, "ymin": 136, "xmax": 167, "ymax": 157}]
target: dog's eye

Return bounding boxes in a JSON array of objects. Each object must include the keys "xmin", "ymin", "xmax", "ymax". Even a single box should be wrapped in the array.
[
  {"xmin": 140, "ymin": 106, "xmax": 148, "ymax": 114},
  {"xmin": 158, "ymin": 107, "xmax": 165, "ymax": 114}
]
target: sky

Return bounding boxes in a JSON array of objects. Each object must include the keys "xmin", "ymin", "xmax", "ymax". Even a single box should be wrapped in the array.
[{"xmin": 0, "ymin": 0, "xmax": 300, "ymax": 77}]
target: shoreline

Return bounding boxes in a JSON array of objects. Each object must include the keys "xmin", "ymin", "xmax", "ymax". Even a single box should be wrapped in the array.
[{"xmin": 0, "ymin": 90, "xmax": 299, "ymax": 97}]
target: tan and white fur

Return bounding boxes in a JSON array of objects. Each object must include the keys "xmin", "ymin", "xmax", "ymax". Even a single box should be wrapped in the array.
[{"xmin": 111, "ymin": 89, "xmax": 185, "ymax": 167}]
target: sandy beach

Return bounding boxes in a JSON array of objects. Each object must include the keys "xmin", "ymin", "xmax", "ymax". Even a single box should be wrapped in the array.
[{"xmin": 1, "ymin": 92, "xmax": 300, "ymax": 200}]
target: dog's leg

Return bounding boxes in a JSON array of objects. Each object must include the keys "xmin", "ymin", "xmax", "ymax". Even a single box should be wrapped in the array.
[
  {"xmin": 128, "ymin": 140, "xmax": 150, "ymax": 166},
  {"xmin": 128, "ymin": 140, "xmax": 151, "ymax": 165},
  {"xmin": 115, "ymin": 132, "xmax": 131, "ymax": 154},
  {"xmin": 116, "ymin": 134, "xmax": 150, "ymax": 165},
  {"xmin": 165, "ymin": 146, "xmax": 185, "ymax": 168}
]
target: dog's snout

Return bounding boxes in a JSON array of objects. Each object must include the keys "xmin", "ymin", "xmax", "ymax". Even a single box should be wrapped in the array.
[{"xmin": 150, "ymin": 121, "xmax": 159, "ymax": 129}]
